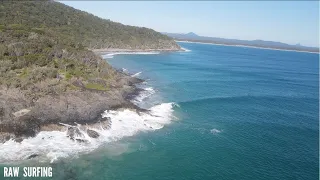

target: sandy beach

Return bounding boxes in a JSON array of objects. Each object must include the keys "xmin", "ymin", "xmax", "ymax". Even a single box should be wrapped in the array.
[
  {"xmin": 176, "ymin": 40, "xmax": 320, "ymax": 54},
  {"xmin": 91, "ymin": 48, "xmax": 184, "ymax": 55}
]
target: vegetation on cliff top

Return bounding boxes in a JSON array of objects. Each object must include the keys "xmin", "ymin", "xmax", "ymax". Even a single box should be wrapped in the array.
[
  {"xmin": 0, "ymin": 0, "xmax": 179, "ymax": 101},
  {"xmin": 0, "ymin": 0, "xmax": 179, "ymax": 50}
]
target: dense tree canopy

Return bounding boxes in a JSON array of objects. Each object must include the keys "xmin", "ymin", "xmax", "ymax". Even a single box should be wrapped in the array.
[
  {"xmin": 0, "ymin": 0, "xmax": 179, "ymax": 49},
  {"xmin": 0, "ymin": 0, "xmax": 179, "ymax": 100}
]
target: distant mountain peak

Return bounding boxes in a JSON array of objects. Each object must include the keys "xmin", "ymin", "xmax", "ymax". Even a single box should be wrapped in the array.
[{"xmin": 185, "ymin": 32, "xmax": 198, "ymax": 37}]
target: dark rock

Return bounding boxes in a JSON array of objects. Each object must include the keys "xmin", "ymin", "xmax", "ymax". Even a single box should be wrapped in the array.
[
  {"xmin": 67, "ymin": 127, "xmax": 83, "ymax": 140},
  {"xmin": 87, "ymin": 129, "xmax": 99, "ymax": 138},
  {"xmin": 5, "ymin": 135, "xmax": 11, "ymax": 141},
  {"xmin": 125, "ymin": 87, "xmax": 144, "ymax": 101},
  {"xmin": 0, "ymin": 133, "xmax": 15, "ymax": 143},
  {"xmin": 30, "ymin": 90, "xmax": 128, "ymax": 125},
  {"xmin": 0, "ymin": 70, "xmax": 146, "ymax": 143},
  {"xmin": 27, "ymin": 154, "xmax": 39, "ymax": 159},
  {"xmin": 14, "ymin": 137, "xmax": 24, "ymax": 143},
  {"xmin": 75, "ymin": 139, "xmax": 87, "ymax": 143},
  {"xmin": 0, "ymin": 107, "xmax": 4, "ymax": 117}
]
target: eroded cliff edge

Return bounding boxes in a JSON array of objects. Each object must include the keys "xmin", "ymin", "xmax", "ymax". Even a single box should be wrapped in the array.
[{"xmin": 0, "ymin": 69, "xmax": 144, "ymax": 143}]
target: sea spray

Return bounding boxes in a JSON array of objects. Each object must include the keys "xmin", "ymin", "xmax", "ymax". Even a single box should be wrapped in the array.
[
  {"xmin": 0, "ymin": 103, "xmax": 177, "ymax": 163},
  {"xmin": 132, "ymin": 87, "xmax": 156, "ymax": 104}
]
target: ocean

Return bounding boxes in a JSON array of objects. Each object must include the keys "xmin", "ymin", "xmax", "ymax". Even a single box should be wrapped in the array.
[{"xmin": 0, "ymin": 42, "xmax": 318, "ymax": 180}]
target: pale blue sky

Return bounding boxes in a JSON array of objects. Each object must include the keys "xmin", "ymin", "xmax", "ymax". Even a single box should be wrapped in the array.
[{"xmin": 61, "ymin": 1, "xmax": 319, "ymax": 47}]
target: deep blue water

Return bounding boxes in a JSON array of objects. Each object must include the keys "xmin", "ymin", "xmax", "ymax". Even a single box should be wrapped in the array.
[
  {"xmin": 102, "ymin": 42, "xmax": 319, "ymax": 180},
  {"xmin": 7, "ymin": 42, "xmax": 317, "ymax": 180}
]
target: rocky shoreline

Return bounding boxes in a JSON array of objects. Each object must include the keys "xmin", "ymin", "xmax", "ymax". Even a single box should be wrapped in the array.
[
  {"xmin": 0, "ymin": 70, "xmax": 146, "ymax": 144},
  {"xmin": 0, "ymin": 46, "xmax": 183, "ymax": 144},
  {"xmin": 0, "ymin": 0, "xmax": 183, "ymax": 146}
]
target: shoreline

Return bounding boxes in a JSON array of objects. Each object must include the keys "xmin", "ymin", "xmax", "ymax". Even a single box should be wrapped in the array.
[
  {"xmin": 176, "ymin": 40, "xmax": 320, "ymax": 54},
  {"xmin": 91, "ymin": 48, "xmax": 185, "ymax": 55},
  {"xmin": 0, "ymin": 69, "xmax": 145, "ymax": 143},
  {"xmin": 0, "ymin": 51, "xmax": 173, "ymax": 163},
  {"xmin": 0, "ymin": 70, "xmax": 176, "ymax": 163},
  {"xmin": 0, "ymin": 74, "xmax": 148, "ymax": 162},
  {"xmin": 0, "ymin": 46, "xmax": 181, "ymax": 144}
]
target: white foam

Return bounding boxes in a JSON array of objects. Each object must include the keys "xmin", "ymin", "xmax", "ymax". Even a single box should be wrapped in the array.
[
  {"xmin": 113, "ymin": 52, "xmax": 160, "ymax": 55},
  {"xmin": 103, "ymin": 51, "xmax": 160, "ymax": 59},
  {"xmin": 181, "ymin": 47, "xmax": 191, "ymax": 52},
  {"xmin": 0, "ymin": 103, "xmax": 177, "ymax": 163},
  {"xmin": 133, "ymin": 87, "xmax": 156, "ymax": 104},
  {"xmin": 102, "ymin": 54, "xmax": 114, "ymax": 59},
  {"xmin": 210, "ymin": 128, "xmax": 222, "ymax": 134},
  {"xmin": 121, "ymin": 68, "xmax": 128, "ymax": 73},
  {"xmin": 131, "ymin": 71, "xmax": 142, "ymax": 77}
]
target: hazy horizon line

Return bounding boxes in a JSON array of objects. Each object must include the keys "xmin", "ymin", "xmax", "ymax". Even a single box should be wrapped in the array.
[{"xmin": 162, "ymin": 31, "xmax": 320, "ymax": 49}]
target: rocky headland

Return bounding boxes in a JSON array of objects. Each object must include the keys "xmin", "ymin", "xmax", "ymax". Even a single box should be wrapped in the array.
[
  {"xmin": 0, "ymin": 68, "xmax": 145, "ymax": 143},
  {"xmin": 0, "ymin": 1, "xmax": 181, "ymax": 143}
]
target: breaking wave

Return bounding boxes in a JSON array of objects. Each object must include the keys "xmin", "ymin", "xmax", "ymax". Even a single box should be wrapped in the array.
[
  {"xmin": 181, "ymin": 47, "xmax": 191, "ymax": 52},
  {"xmin": 131, "ymin": 71, "xmax": 142, "ymax": 77},
  {"xmin": 132, "ymin": 87, "xmax": 156, "ymax": 104},
  {"xmin": 0, "ymin": 103, "xmax": 177, "ymax": 163}
]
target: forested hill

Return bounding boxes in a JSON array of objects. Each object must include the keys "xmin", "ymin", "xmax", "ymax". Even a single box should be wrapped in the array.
[
  {"xmin": 0, "ymin": 1, "xmax": 181, "ymax": 141},
  {"xmin": 0, "ymin": 0, "xmax": 180, "ymax": 50},
  {"xmin": 0, "ymin": 0, "xmax": 180, "ymax": 101}
]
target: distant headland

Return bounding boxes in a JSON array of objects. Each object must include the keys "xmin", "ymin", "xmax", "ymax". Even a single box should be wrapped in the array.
[{"xmin": 163, "ymin": 32, "xmax": 319, "ymax": 53}]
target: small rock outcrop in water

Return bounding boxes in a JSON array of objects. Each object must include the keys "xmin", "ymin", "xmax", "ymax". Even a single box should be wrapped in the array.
[
  {"xmin": 27, "ymin": 154, "xmax": 39, "ymax": 159},
  {"xmin": 67, "ymin": 127, "xmax": 84, "ymax": 140},
  {"xmin": 14, "ymin": 137, "xmax": 24, "ymax": 143},
  {"xmin": 87, "ymin": 129, "xmax": 100, "ymax": 138}
]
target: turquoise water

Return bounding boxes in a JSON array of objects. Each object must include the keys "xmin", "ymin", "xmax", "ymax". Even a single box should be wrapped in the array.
[{"xmin": 2, "ymin": 42, "xmax": 319, "ymax": 179}]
